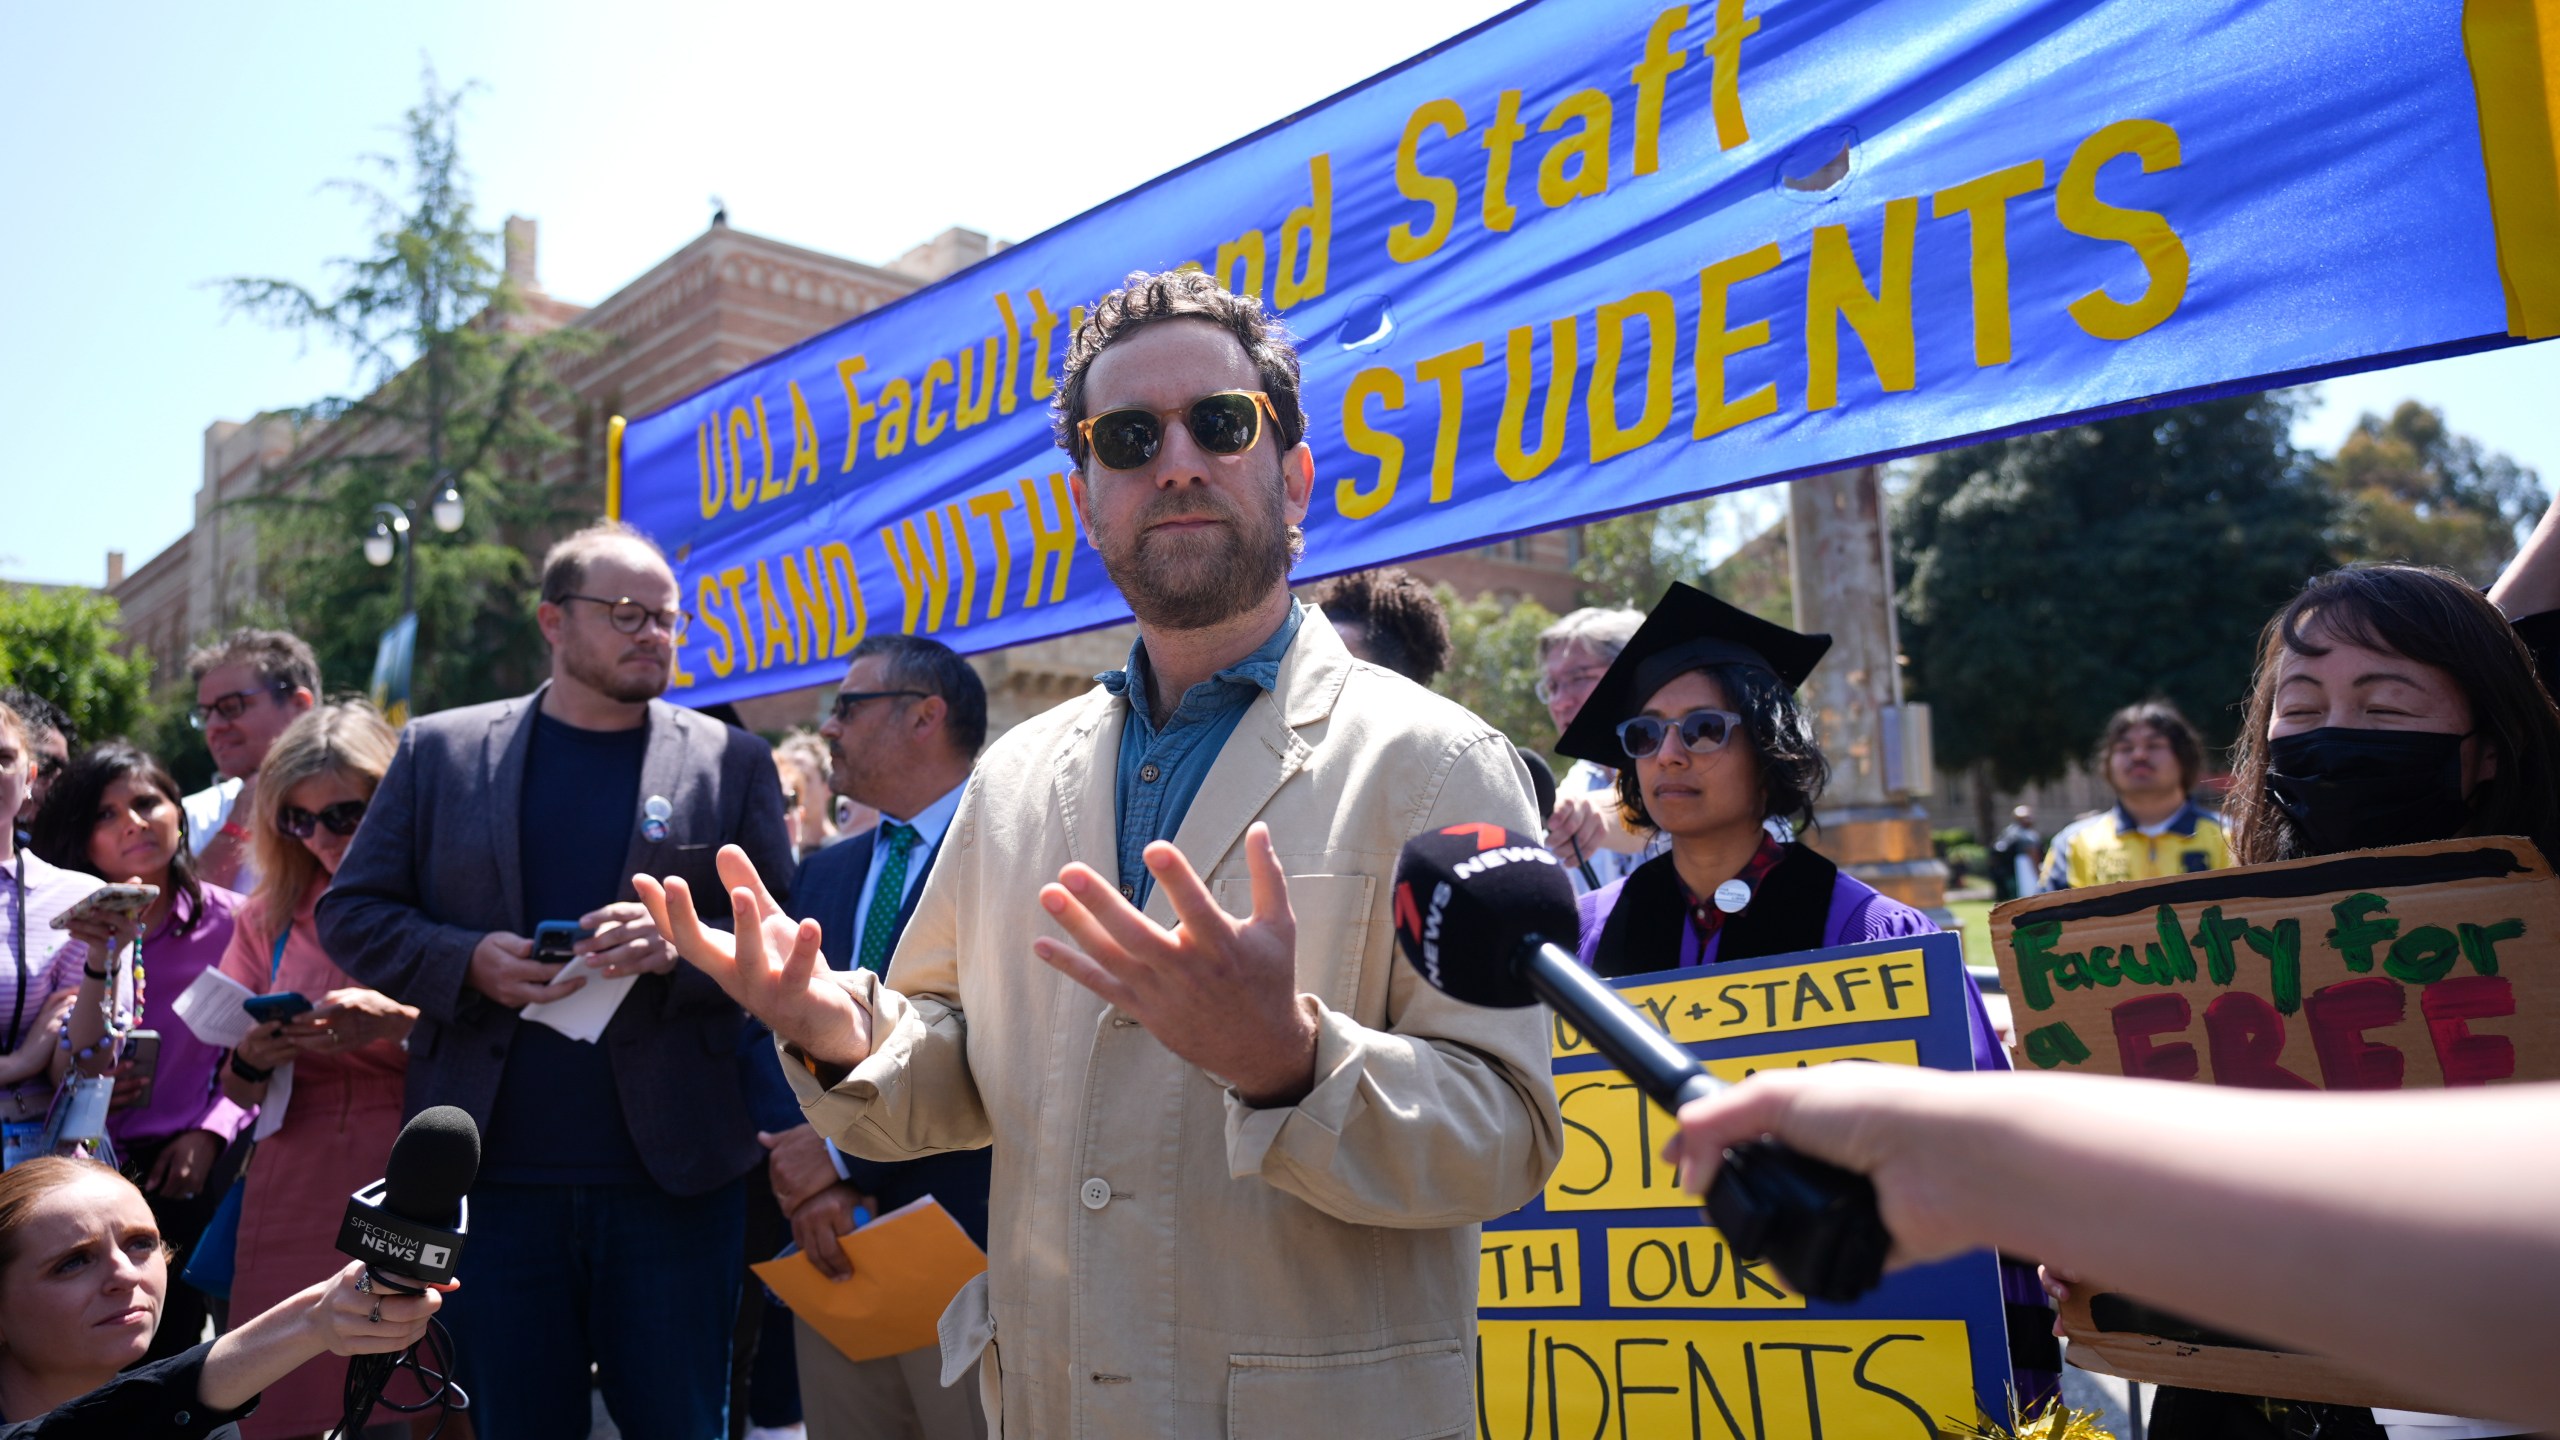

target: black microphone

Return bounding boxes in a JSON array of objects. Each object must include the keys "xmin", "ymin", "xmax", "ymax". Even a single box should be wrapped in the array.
[
  {"xmin": 1392, "ymin": 824, "xmax": 1893, "ymax": 1303},
  {"xmin": 1515, "ymin": 747, "xmax": 1602, "ymax": 888},
  {"xmin": 332, "ymin": 1105, "xmax": 479, "ymax": 1437}
]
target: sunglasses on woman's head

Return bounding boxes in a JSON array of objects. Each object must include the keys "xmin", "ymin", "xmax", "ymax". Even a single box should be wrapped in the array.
[
  {"xmin": 1076, "ymin": 390, "xmax": 1280, "ymax": 472},
  {"xmin": 1615, "ymin": 708, "xmax": 1746, "ymax": 761},
  {"xmin": 278, "ymin": 800, "xmax": 368, "ymax": 839}
]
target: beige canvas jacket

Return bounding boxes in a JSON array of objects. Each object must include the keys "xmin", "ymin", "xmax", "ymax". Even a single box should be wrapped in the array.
[{"xmin": 784, "ymin": 614, "xmax": 1562, "ymax": 1438}]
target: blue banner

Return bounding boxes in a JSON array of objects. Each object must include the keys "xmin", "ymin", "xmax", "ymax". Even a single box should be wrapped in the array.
[
  {"xmin": 617, "ymin": 0, "xmax": 2541, "ymax": 707},
  {"xmin": 1474, "ymin": 932, "xmax": 2008, "ymax": 1433}
]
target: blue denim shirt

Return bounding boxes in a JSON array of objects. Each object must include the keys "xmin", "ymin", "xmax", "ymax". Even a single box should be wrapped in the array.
[{"xmin": 1096, "ymin": 602, "xmax": 1307, "ymax": 909}]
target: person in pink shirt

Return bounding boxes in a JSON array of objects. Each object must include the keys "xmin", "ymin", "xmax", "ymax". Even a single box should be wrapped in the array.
[{"xmin": 213, "ymin": 703, "xmax": 419, "ymax": 1440}]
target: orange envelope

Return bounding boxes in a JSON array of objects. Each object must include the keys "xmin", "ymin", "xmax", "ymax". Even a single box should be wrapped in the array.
[{"xmin": 752, "ymin": 1197, "xmax": 988, "ymax": 1364}]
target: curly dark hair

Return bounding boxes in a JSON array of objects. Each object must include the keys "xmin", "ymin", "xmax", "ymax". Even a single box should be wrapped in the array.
[
  {"xmin": 1308, "ymin": 568, "xmax": 1452, "ymax": 686},
  {"xmin": 1612, "ymin": 662, "xmax": 1830, "ymax": 834},
  {"xmin": 2097, "ymin": 699, "xmax": 2206, "ymax": 795},
  {"xmin": 30, "ymin": 742, "xmax": 208, "ymax": 940},
  {"xmin": 1052, "ymin": 270, "xmax": 1308, "ymax": 470},
  {"xmin": 2227, "ymin": 564, "xmax": 2560, "ymax": 864}
]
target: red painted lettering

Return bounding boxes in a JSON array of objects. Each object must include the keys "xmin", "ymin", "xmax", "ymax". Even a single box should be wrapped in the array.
[
  {"xmin": 2203, "ymin": 991, "xmax": 2316, "ymax": 1090},
  {"xmin": 2303, "ymin": 977, "xmax": 2407, "ymax": 1091},
  {"xmin": 2110, "ymin": 993, "xmax": 2197, "ymax": 1081},
  {"xmin": 2421, "ymin": 974, "xmax": 2517, "ymax": 1087}
]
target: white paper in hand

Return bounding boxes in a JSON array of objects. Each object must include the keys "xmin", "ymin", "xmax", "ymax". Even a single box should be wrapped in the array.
[
  {"xmin": 518, "ymin": 955, "xmax": 638, "ymax": 1044},
  {"xmin": 171, "ymin": 967, "xmax": 259, "ymax": 1050},
  {"xmin": 252, "ymin": 1063, "xmax": 292, "ymax": 1141}
]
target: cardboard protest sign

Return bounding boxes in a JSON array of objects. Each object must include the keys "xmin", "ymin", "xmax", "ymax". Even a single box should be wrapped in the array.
[
  {"xmin": 1477, "ymin": 933, "xmax": 2013, "ymax": 1436},
  {"xmin": 1991, "ymin": 836, "xmax": 2557, "ymax": 1406}
]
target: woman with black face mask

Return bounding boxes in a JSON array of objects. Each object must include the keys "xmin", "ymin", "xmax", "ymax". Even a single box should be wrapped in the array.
[{"xmin": 2133, "ymin": 563, "xmax": 2560, "ymax": 1440}]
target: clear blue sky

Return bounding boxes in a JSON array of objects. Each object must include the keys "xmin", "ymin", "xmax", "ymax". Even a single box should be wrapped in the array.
[{"xmin": 4, "ymin": 1, "xmax": 2552, "ymax": 589}]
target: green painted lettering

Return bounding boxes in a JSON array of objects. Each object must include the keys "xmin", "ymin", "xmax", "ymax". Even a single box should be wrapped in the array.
[
  {"xmin": 2384, "ymin": 924, "xmax": 2461, "ymax": 985},
  {"xmin": 2022, "ymin": 1021, "xmax": 2092, "ymax": 1070},
  {"xmin": 2326, "ymin": 892, "xmax": 2397, "ymax": 973},
  {"xmin": 2241, "ymin": 918, "xmax": 2305, "ymax": 1015},
  {"xmin": 2116, "ymin": 938, "xmax": 2156, "ymax": 984},
  {"xmin": 2011, "ymin": 922, "xmax": 2067, "ymax": 1011},
  {"xmin": 2149, "ymin": 905, "xmax": 2198, "ymax": 983},
  {"xmin": 2458, "ymin": 918, "xmax": 2524, "ymax": 976},
  {"xmin": 2087, "ymin": 944, "xmax": 2122, "ymax": 985},
  {"xmin": 2192, "ymin": 907, "xmax": 2250, "ymax": 986}
]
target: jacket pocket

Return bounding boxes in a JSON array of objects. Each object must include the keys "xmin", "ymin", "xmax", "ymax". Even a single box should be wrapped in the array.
[
  {"xmin": 1225, "ymin": 1338, "xmax": 1468, "ymax": 1440},
  {"xmin": 1214, "ymin": 873, "xmax": 1373, "ymax": 1013}
]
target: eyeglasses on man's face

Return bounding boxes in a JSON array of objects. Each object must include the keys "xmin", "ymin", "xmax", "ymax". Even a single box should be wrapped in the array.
[
  {"xmin": 1076, "ymin": 390, "xmax": 1281, "ymax": 472},
  {"xmin": 828, "ymin": 689, "xmax": 927, "ymax": 724},
  {"xmin": 189, "ymin": 683, "xmax": 291, "ymax": 730},
  {"xmin": 278, "ymin": 799, "xmax": 368, "ymax": 839},
  {"xmin": 1535, "ymin": 666, "xmax": 1612, "ymax": 706},
  {"xmin": 559, "ymin": 594, "xmax": 691, "ymax": 640}
]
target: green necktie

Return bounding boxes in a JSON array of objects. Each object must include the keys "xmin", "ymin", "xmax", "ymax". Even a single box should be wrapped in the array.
[{"xmin": 855, "ymin": 822, "xmax": 921, "ymax": 976}]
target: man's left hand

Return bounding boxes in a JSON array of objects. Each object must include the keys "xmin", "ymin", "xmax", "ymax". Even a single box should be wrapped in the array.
[
  {"xmin": 760, "ymin": 1125, "xmax": 839, "ymax": 1213},
  {"xmin": 1033, "ymin": 823, "xmax": 1319, "ymax": 1108},
  {"xmin": 578, "ymin": 902, "xmax": 677, "ymax": 979}
]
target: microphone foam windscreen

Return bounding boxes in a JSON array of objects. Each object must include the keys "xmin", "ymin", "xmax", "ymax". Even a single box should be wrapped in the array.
[
  {"xmin": 1393, "ymin": 824, "xmax": 1580, "ymax": 1009},
  {"xmin": 383, "ymin": 1105, "xmax": 481, "ymax": 1226},
  {"xmin": 1516, "ymin": 747, "xmax": 1559, "ymax": 825}
]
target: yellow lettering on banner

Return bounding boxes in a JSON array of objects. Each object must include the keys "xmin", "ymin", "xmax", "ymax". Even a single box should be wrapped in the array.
[
  {"xmin": 1274, "ymin": 155, "xmax": 1333, "ymax": 308},
  {"xmin": 1701, "ymin": 0, "xmax": 1761, "ymax": 150},
  {"xmin": 1481, "ymin": 89, "xmax": 1528, "ymax": 233},
  {"xmin": 881, "ymin": 512, "xmax": 955, "ymax": 634},
  {"xmin": 718, "ymin": 567, "xmax": 754, "ymax": 673},
  {"xmin": 726, "ymin": 409, "xmax": 755, "ymax": 513},
  {"xmin": 820, "ymin": 541, "xmax": 868, "ymax": 655},
  {"xmin": 753, "ymin": 397, "xmax": 786, "ymax": 503},
  {"xmin": 1474, "ymin": 1319, "xmax": 1969, "ymax": 1439},
  {"xmin": 874, "ymin": 378, "xmax": 914, "ymax": 458},
  {"xmin": 1588, "ymin": 290, "xmax": 1676, "ymax": 462},
  {"xmin": 1026, "ymin": 289, "xmax": 1063, "ymax": 402},
  {"xmin": 994, "ymin": 295, "xmax": 1023, "ymax": 417},
  {"xmin": 1694, "ymin": 242, "xmax": 1783, "ymax": 439},
  {"xmin": 1608, "ymin": 1226, "xmax": 1801, "ymax": 1308},
  {"xmin": 785, "ymin": 382, "xmax": 822, "ymax": 493},
  {"xmin": 2059, "ymin": 118, "xmax": 2190, "ymax": 340},
  {"xmin": 1214, "ymin": 229, "xmax": 1267, "ymax": 301},
  {"xmin": 697, "ymin": 423, "xmax": 725, "ymax": 520},
  {"xmin": 1806, "ymin": 195, "xmax": 1919, "ymax": 411},
  {"xmin": 1390, "ymin": 99, "xmax": 1466, "ymax": 263},
  {"xmin": 1631, "ymin": 6, "xmax": 1690, "ymax": 177},
  {"xmin": 1020, "ymin": 471, "xmax": 1077, "ymax": 608},
  {"xmin": 1415, "ymin": 341, "xmax": 1486, "ymax": 502},
  {"xmin": 696, "ymin": 574, "xmax": 736, "ymax": 678},
  {"xmin": 755, "ymin": 559, "xmax": 796, "ymax": 667},
  {"xmin": 1537, "ymin": 89, "xmax": 1614, "ymax": 210},
  {"xmin": 942, "ymin": 502, "xmax": 981, "ymax": 627},
  {"xmin": 782, "ymin": 546, "xmax": 832, "ymax": 661},
  {"xmin": 916, "ymin": 359, "xmax": 955, "ymax": 447},
  {"xmin": 836, "ymin": 357, "xmax": 878, "ymax": 472},
  {"xmin": 1334, "ymin": 367, "xmax": 1407, "ymax": 521},
  {"xmin": 1480, "ymin": 1228, "xmax": 1581, "ymax": 1309},
  {"xmin": 1553, "ymin": 956, "xmax": 1932, "ymax": 1058},
  {"xmin": 957, "ymin": 337, "xmax": 1000, "ymax": 431},
  {"xmin": 1932, "ymin": 160, "xmax": 2046, "ymax": 366},
  {"xmin": 965, "ymin": 491, "xmax": 1018, "ymax": 622},
  {"xmin": 1496, "ymin": 316, "xmax": 1579, "ymax": 482},
  {"xmin": 1547, "ymin": 1043, "xmax": 1917, "ymax": 1211}
]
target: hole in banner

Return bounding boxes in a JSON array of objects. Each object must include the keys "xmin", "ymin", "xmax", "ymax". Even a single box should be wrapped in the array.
[
  {"xmin": 1335, "ymin": 295, "xmax": 1396, "ymax": 352},
  {"xmin": 1779, "ymin": 126, "xmax": 1858, "ymax": 203}
]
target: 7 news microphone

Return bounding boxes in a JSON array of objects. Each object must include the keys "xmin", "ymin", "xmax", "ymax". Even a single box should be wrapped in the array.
[
  {"xmin": 1393, "ymin": 824, "xmax": 1894, "ymax": 1303},
  {"xmin": 332, "ymin": 1104, "xmax": 480, "ymax": 1438}
]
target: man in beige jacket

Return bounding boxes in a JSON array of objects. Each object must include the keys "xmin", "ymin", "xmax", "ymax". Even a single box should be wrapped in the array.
[{"xmin": 643, "ymin": 270, "xmax": 1562, "ymax": 1438}]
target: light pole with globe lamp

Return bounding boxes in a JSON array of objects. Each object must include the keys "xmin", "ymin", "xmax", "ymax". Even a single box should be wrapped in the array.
[{"xmin": 363, "ymin": 482, "xmax": 467, "ymax": 613}]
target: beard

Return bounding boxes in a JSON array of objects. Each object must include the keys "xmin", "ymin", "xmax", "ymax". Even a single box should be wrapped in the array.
[
  {"xmin": 563, "ymin": 637, "xmax": 669, "ymax": 704},
  {"xmin": 1092, "ymin": 476, "xmax": 1295, "ymax": 632}
]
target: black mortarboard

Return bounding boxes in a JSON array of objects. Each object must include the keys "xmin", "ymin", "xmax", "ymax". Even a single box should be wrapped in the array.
[{"xmin": 1554, "ymin": 583, "xmax": 1831, "ymax": 766}]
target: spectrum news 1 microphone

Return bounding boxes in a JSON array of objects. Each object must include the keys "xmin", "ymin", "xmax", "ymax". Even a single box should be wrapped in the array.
[
  {"xmin": 332, "ymin": 1104, "xmax": 480, "ymax": 1437},
  {"xmin": 1392, "ymin": 823, "xmax": 1893, "ymax": 1303}
]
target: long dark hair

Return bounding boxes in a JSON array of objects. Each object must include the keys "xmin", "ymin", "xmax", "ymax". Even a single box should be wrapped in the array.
[
  {"xmin": 28, "ymin": 743, "xmax": 207, "ymax": 939},
  {"xmin": 2227, "ymin": 564, "xmax": 2560, "ymax": 864},
  {"xmin": 1615, "ymin": 662, "xmax": 1830, "ymax": 835}
]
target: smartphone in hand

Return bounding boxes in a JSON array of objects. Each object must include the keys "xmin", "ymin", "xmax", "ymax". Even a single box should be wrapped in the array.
[
  {"xmin": 533, "ymin": 921, "xmax": 590, "ymax": 964},
  {"xmin": 242, "ymin": 992, "xmax": 315, "ymax": 1025},
  {"xmin": 116, "ymin": 1030, "xmax": 160, "ymax": 1111}
]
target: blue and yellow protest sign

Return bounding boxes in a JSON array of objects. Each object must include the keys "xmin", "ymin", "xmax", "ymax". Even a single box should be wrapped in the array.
[
  {"xmin": 614, "ymin": 0, "xmax": 2560, "ymax": 707},
  {"xmin": 1475, "ymin": 932, "xmax": 2008, "ymax": 1435}
]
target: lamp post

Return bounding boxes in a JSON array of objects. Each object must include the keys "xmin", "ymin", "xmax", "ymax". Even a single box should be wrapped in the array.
[{"xmin": 363, "ymin": 482, "xmax": 466, "ymax": 614}]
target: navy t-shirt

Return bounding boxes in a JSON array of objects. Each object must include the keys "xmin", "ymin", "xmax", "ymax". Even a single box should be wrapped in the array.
[{"xmin": 479, "ymin": 711, "xmax": 650, "ymax": 1185}]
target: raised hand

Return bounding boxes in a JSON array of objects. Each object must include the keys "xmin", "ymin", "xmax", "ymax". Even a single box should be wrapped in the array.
[
  {"xmin": 635, "ymin": 844, "xmax": 872, "ymax": 1069},
  {"xmin": 1032, "ymin": 823, "xmax": 1319, "ymax": 1107}
]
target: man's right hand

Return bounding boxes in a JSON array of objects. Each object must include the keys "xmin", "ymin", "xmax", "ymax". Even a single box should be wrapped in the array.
[
  {"xmin": 465, "ymin": 932, "xmax": 585, "ymax": 1010},
  {"xmin": 788, "ymin": 1183, "xmax": 870, "ymax": 1282},
  {"xmin": 636, "ymin": 846, "xmax": 872, "ymax": 1070}
]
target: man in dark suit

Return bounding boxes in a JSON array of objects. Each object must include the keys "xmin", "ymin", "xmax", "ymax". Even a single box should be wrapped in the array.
[
  {"xmin": 319, "ymin": 522, "xmax": 793, "ymax": 1440},
  {"xmin": 759, "ymin": 634, "xmax": 990, "ymax": 1440}
]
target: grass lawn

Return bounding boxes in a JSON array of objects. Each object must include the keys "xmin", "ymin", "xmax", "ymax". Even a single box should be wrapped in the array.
[{"xmin": 1948, "ymin": 895, "xmax": 1997, "ymax": 973}]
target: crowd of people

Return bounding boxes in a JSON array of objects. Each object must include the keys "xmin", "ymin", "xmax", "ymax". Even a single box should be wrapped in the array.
[{"xmin": 0, "ymin": 267, "xmax": 2553, "ymax": 1438}]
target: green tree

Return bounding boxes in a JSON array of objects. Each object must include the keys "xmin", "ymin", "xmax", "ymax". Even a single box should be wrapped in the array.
[
  {"xmin": 0, "ymin": 586, "xmax": 154, "ymax": 746},
  {"xmin": 2320, "ymin": 400, "xmax": 2546, "ymax": 584},
  {"xmin": 1572, "ymin": 499, "xmax": 1717, "ymax": 611},
  {"xmin": 218, "ymin": 71, "xmax": 595, "ymax": 714},
  {"xmin": 1895, "ymin": 392, "xmax": 2338, "ymax": 791},
  {"xmin": 1434, "ymin": 586, "xmax": 1560, "ymax": 758}
]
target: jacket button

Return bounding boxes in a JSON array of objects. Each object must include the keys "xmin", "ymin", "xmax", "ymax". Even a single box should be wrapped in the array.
[
  {"xmin": 1119, "ymin": 882, "xmax": 1135, "ymax": 900},
  {"xmin": 1080, "ymin": 1177, "xmax": 1111, "ymax": 1210},
  {"xmin": 1139, "ymin": 763, "xmax": 1160, "ymax": 783}
]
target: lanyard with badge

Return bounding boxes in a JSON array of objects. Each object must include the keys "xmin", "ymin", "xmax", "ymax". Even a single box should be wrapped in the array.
[{"xmin": 2, "ymin": 852, "xmax": 41, "ymax": 1163}]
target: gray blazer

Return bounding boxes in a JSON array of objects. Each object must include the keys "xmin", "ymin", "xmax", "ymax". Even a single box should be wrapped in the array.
[{"xmin": 317, "ymin": 686, "xmax": 795, "ymax": 1197}]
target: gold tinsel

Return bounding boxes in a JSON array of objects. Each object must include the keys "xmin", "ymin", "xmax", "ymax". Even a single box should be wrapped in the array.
[{"xmin": 1950, "ymin": 1395, "xmax": 2119, "ymax": 1440}]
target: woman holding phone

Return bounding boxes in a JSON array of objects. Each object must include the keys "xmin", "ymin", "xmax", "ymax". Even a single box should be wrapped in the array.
[
  {"xmin": 212, "ymin": 703, "xmax": 419, "ymax": 1440},
  {"xmin": 30, "ymin": 743, "xmax": 251, "ymax": 1362}
]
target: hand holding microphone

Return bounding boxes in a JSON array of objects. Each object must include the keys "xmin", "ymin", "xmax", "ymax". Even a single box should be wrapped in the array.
[{"xmin": 1393, "ymin": 824, "xmax": 1894, "ymax": 1303}]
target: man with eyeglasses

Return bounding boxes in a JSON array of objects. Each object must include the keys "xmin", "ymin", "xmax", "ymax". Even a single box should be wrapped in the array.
[
  {"xmin": 179, "ymin": 628, "xmax": 320, "ymax": 893},
  {"xmin": 642, "ymin": 269, "xmax": 1560, "ymax": 1437},
  {"xmin": 319, "ymin": 521, "xmax": 795, "ymax": 1440},
  {"xmin": 1535, "ymin": 607, "xmax": 1668, "ymax": 891}
]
